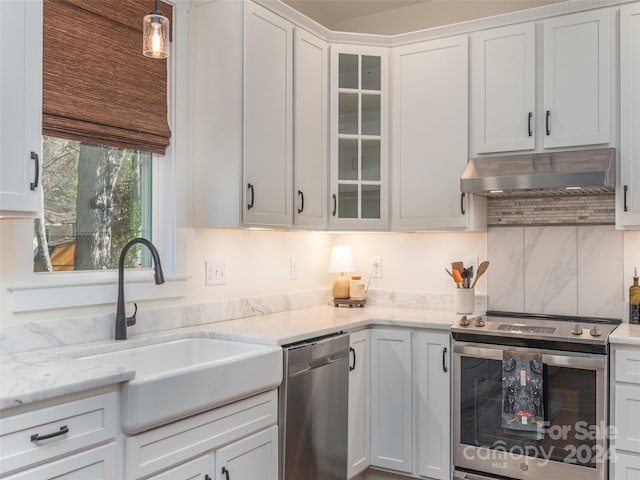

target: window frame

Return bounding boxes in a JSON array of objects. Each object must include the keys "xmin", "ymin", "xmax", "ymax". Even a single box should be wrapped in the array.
[{"xmin": 8, "ymin": 0, "xmax": 188, "ymax": 313}]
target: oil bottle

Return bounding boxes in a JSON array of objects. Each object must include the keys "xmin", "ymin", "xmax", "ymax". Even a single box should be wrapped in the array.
[{"xmin": 631, "ymin": 267, "xmax": 640, "ymax": 324}]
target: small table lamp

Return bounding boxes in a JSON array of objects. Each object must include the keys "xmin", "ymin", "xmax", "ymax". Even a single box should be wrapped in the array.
[{"xmin": 328, "ymin": 245, "xmax": 355, "ymax": 300}]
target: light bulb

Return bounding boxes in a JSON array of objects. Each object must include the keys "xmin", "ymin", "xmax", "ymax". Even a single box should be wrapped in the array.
[{"xmin": 143, "ymin": 13, "xmax": 169, "ymax": 59}]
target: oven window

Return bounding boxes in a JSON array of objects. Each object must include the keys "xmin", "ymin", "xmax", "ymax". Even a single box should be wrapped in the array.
[{"xmin": 459, "ymin": 356, "xmax": 598, "ymax": 468}]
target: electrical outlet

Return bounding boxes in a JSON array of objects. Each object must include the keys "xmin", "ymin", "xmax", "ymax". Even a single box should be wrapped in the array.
[
  {"xmin": 290, "ymin": 257, "xmax": 298, "ymax": 280},
  {"xmin": 205, "ymin": 261, "xmax": 226, "ymax": 286},
  {"xmin": 371, "ymin": 258, "xmax": 383, "ymax": 278}
]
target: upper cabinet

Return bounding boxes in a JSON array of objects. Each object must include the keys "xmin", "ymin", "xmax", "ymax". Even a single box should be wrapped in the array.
[
  {"xmin": 0, "ymin": 0, "xmax": 43, "ymax": 218},
  {"xmin": 294, "ymin": 30, "xmax": 328, "ymax": 229},
  {"xmin": 472, "ymin": 23, "xmax": 536, "ymax": 153},
  {"xmin": 471, "ymin": 9, "xmax": 610, "ymax": 154},
  {"xmin": 543, "ymin": 9, "xmax": 610, "ymax": 148},
  {"xmin": 329, "ymin": 45, "xmax": 389, "ymax": 230},
  {"xmin": 392, "ymin": 35, "xmax": 486, "ymax": 231},
  {"xmin": 618, "ymin": 2, "xmax": 640, "ymax": 229},
  {"xmin": 243, "ymin": 2, "xmax": 294, "ymax": 227}
]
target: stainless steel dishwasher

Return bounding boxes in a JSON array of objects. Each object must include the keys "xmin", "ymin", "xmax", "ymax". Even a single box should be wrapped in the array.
[{"xmin": 279, "ymin": 332, "xmax": 349, "ymax": 480}]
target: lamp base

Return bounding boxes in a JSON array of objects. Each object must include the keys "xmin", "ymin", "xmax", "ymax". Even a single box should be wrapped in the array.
[{"xmin": 332, "ymin": 274, "xmax": 350, "ymax": 299}]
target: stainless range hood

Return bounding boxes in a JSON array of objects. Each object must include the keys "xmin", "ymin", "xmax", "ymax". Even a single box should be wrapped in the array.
[{"xmin": 460, "ymin": 148, "xmax": 615, "ymax": 197}]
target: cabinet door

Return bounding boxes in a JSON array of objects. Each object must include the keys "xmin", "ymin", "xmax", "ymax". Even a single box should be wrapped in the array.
[
  {"xmin": 415, "ymin": 332, "xmax": 451, "ymax": 480},
  {"xmin": 472, "ymin": 23, "xmax": 536, "ymax": 153},
  {"xmin": 215, "ymin": 426, "xmax": 278, "ymax": 480},
  {"xmin": 148, "ymin": 455, "xmax": 213, "ymax": 480},
  {"xmin": 0, "ymin": 0, "xmax": 42, "ymax": 217},
  {"xmin": 348, "ymin": 330, "xmax": 369, "ymax": 478},
  {"xmin": 243, "ymin": 2, "xmax": 293, "ymax": 227},
  {"xmin": 613, "ymin": 453, "xmax": 640, "ymax": 480},
  {"xmin": 5, "ymin": 443, "xmax": 116, "ymax": 480},
  {"xmin": 294, "ymin": 29, "xmax": 328, "ymax": 229},
  {"xmin": 615, "ymin": 385, "xmax": 640, "ymax": 453},
  {"xmin": 618, "ymin": 2, "xmax": 640, "ymax": 228},
  {"xmin": 391, "ymin": 35, "xmax": 475, "ymax": 231},
  {"xmin": 370, "ymin": 329, "xmax": 412, "ymax": 473},
  {"xmin": 330, "ymin": 45, "xmax": 389, "ymax": 230},
  {"xmin": 543, "ymin": 9, "xmax": 610, "ymax": 148}
]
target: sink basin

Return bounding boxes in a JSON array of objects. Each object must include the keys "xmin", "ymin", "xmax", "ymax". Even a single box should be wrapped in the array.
[{"xmin": 78, "ymin": 337, "xmax": 282, "ymax": 434}]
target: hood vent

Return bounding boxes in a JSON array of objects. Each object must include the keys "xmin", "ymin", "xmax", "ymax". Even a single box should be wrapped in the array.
[{"xmin": 460, "ymin": 148, "xmax": 615, "ymax": 197}]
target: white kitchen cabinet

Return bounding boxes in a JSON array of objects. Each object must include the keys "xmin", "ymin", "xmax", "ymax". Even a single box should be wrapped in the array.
[
  {"xmin": 124, "ymin": 390, "xmax": 278, "ymax": 479},
  {"xmin": 148, "ymin": 455, "xmax": 212, "ymax": 480},
  {"xmin": 330, "ymin": 45, "xmax": 389, "ymax": 230},
  {"xmin": 215, "ymin": 425, "xmax": 277, "ymax": 480},
  {"xmin": 472, "ymin": 23, "xmax": 536, "ymax": 153},
  {"xmin": 543, "ymin": 9, "xmax": 610, "ymax": 148},
  {"xmin": 348, "ymin": 329, "xmax": 369, "ymax": 478},
  {"xmin": 611, "ymin": 346, "xmax": 640, "ymax": 479},
  {"xmin": 294, "ymin": 29, "xmax": 328, "ymax": 229},
  {"xmin": 4, "ymin": 443, "xmax": 117, "ymax": 480},
  {"xmin": 0, "ymin": 391, "xmax": 118, "ymax": 477},
  {"xmin": 391, "ymin": 35, "xmax": 486, "ymax": 231},
  {"xmin": 243, "ymin": 2, "xmax": 294, "ymax": 227},
  {"xmin": 0, "ymin": 0, "xmax": 42, "ymax": 217},
  {"xmin": 192, "ymin": 0, "xmax": 293, "ymax": 229},
  {"xmin": 415, "ymin": 331, "xmax": 450, "ymax": 480},
  {"xmin": 618, "ymin": 2, "xmax": 640, "ymax": 229},
  {"xmin": 470, "ymin": 9, "xmax": 610, "ymax": 155},
  {"xmin": 369, "ymin": 328, "xmax": 412, "ymax": 473}
]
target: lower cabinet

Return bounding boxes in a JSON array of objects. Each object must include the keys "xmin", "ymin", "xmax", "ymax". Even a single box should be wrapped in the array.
[
  {"xmin": 611, "ymin": 346, "xmax": 640, "ymax": 480},
  {"xmin": 368, "ymin": 328, "xmax": 451, "ymax": 480},
  {"xmin": 348, "ymin": 330, "xmax": 370, "ymax": 478},
  {"xmin": 124, "ymin": 390, "xmax": 278, "ymax": 480}
]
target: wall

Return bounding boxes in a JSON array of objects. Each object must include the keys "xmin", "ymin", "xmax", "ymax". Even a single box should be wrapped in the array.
[{"xmin": 488, "ymin": 226, "xmax": 640, "ymax": 320}]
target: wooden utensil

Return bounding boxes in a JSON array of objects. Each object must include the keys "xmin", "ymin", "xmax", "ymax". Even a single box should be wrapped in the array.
[
  {"xmin": 451, "ymin": 261, "xmax": 464, "ymax": 274},
  {"xmin": 471, "ymin": 260, "xmax": 490, "ymax": 288}
]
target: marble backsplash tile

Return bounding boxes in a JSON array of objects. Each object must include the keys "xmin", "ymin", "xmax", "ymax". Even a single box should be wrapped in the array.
[{"xmin": 488, "ymin": 225, "xmax": 624, "ymax": 318}]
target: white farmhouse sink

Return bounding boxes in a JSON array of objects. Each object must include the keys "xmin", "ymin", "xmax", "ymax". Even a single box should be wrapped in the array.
[{"xmin": 78, "ymin": 337, "xmax": 282, "ymax": 434}]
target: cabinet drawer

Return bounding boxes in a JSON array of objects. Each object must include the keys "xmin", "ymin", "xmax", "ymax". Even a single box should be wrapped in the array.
[
  {"xmin": 615, "ymin": 385, "xmax": 640, "ymax": 454},
  {"xmin": 615, "ymin": 349, "xmax": 640, "ymax": 384},
  {"xmin": 125, "ymin": 390, "xmax": 277, "ymax": 479},
  {"xmin": 4, "ymin": 443, "xmax": 116, "ymax": 480},
  {"xmin": 0, "ymin": 392, "xmax": 117, "ymax": 476},
  {"xmin": 612, "ymin": 452, "xmax": 640, "ymax": 480}
]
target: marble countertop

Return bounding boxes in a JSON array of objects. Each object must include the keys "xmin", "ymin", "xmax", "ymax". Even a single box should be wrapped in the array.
[
  {"xmin": 0, "ymin": 304, "xmax": 462, "ymax": 411},
  {"xmin": 609, "ymin": 323, "xmax": 640, "ymax": 346}
]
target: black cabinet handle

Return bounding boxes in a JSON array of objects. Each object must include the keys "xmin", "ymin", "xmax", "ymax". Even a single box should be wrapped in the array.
[
  {"xmin": 205, "ymin": 476, "xmax": 211, "ymax": 480},
  {"xmin": 30, "ymin": 151, "xmax": 39, "ymax": 191},
  {"xmin": 460, "ymin": 192, "xmax": 466, "ymax": 215},
  {"xmin": 31, "ymin": 425, "xmax": 69, "ymax": 442},
  {"xmin": 222, "ymin": 466, "xmax": 230, "ymax": 480},
  {"xmin": 545, "ymin": 110, "xmax": 551, "ymax": 136},
  {"xmin": 332, "ymin": 194, "xmax": 337, "ymax": 216},
  {"xmin": 528, "ymin": 112, "xmax": 533, "ymax": 137},
  {"xmin": 442, "ymin": 347, "xmax": 448, "ymax": 373},
  {"xmin": 297, "ymin": 190, "xmax": 304, "ymax": 214},
  {"xmin": 247, "ymin": 183, "xmax": 254, "ymax": 210},
  {"xmin": 624, "ymin": 185, "xmax": 629, "ymax": 212},
  {"xmin": 349, "ymin": 346, "xmax": 356, "ymax": 372}
]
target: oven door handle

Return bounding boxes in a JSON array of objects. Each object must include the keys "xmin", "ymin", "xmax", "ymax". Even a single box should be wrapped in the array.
[{"xmin": 453, "ymin": 342, "xmax": 605, "ymax": 369}]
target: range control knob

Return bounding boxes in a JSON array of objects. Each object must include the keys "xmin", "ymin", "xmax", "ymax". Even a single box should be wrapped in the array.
[
  {"xmin": 571, "ymin": 324, "xmax": 583, "ymax": 336},
  {"xmin": 590, "ymin": 326, "xmax": 602, "ymax": 337},
  {"xmin": 459, "ymin": 315, "xmax": 470, "ymax": 327},
  {"xmin": 475, "ymin": 316, "xmax": 486, "ymax": 328}
]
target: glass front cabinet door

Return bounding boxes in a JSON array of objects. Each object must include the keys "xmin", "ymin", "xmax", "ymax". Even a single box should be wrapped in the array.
[{"xmin": 330, "ymin": 46, "xmax": 389, "ymax": 230}]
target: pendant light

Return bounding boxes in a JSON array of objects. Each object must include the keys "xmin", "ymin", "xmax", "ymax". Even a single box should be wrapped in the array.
[{"xmin": 143, "ymin": 0, "xmax": 169, "ymax": 59}]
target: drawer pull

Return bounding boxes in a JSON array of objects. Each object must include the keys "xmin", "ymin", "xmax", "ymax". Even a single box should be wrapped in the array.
[{"xmin": 30, "ymin": 425, "xmax": 69, "ymax": 442}]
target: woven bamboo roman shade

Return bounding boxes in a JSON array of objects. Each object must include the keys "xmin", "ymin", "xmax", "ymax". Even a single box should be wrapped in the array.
[{"xmin": 42, "ymin": 0, "xmax": 173, "ymax": 154}]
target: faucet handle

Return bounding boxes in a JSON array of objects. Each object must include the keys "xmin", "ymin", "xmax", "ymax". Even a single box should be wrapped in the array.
[{"xmin": 126, "ymin": 303, "xmax": 138, "ymax": 327}]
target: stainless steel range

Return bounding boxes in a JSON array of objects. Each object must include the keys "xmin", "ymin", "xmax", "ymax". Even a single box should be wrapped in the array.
[{"xmin": 451, "ymin": 311, "xmax": 620, "ymax": 480}]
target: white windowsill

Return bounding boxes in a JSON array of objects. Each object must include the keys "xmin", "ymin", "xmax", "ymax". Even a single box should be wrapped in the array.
[{"xmin": 8, "ymin": 271, "xmax": 189, "ymax": 312}]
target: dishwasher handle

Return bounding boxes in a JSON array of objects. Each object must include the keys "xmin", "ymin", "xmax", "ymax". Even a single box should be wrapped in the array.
[{"xmin": 289, "ymin": 351, "xmax": 348, "ymax": 378}]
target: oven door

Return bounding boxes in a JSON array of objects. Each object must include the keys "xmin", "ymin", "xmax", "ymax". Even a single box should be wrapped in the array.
[{"xmin": 453, "ymin": 341, "xmax": 608, "ymax": 480}]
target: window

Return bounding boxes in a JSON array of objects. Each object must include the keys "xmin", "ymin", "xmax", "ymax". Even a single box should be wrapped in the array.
[
  {"xmin": 34, "ymin": 0, "xmax": 172, "ymax": 274},
  {"xmin": 35, "ymin": 137, "xmax": 153, "ymax": 273}
]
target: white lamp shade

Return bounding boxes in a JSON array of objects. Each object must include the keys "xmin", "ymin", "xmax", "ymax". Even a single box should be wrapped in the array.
[{"xmin": 328, "ymin": 245, "xmax": 355, "ymax": 273}]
